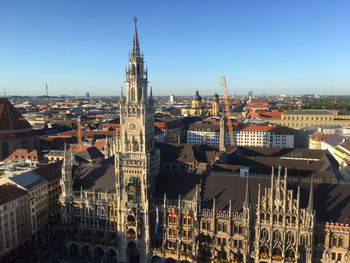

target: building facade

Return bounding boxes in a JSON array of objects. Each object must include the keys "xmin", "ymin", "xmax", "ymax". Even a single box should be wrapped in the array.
[
  {"xmin": 0, "ymin": 183, "xmax": 29, "ymax": 259},
  {"xmin": 270, "ymin": 110, "xmax": 350, "ymax": 130},
  {"xmin": 181, "ymin": 92, "xmax": 219, "ymax": 117},
  {"xmin": 187, "ymin": 122, "xmax": 294, "ymax": 148}
]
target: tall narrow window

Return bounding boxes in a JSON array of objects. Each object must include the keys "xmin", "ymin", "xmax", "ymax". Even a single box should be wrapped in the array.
[{"xmin": 131, "ymin": 88, "xmax": 135, "ymax": 101}]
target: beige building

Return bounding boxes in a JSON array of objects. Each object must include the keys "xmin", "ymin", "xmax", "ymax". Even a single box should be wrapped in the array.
[
  {"xmin": 7, "ymin": 171, "xmax": 49, "ymax": 239},
  {"xmin": 181, "ymin": 92, "xmax": 219, "ymax": 117},
  {"xmin": 333, "ymin": 139, "xmax": 350, "ymax": 179},
  {"xmin": 0, "ymin": 183, "xmax": 30, "ymax": 258},
  {"xmin": 309, "ymin": 133, "xmax": 333, "ymax": 150},
  {"xmin": 270, "ymin": 110, "xmax": 350, "ymax": 129}
]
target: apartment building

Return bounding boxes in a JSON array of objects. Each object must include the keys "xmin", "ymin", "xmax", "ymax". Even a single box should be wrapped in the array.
[
  {"xmin": 0, "ymin": 183, "xmax": 29, "ymax": 258},
  {"xmin": 270, "ymin": 110, "xmax": 350, "ymax": 129},
  {"xmin": 187, "ymin": 122, "xmax": 294, "ymax": 148},
  {"xmin": 8, "ymin": 172, "xmax": 48, "ymax": 239}
]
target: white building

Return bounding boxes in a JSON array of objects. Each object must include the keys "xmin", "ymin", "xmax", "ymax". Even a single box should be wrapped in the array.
[
  {"xmin": 187, "ymin": 123, "xmax": 294, "ymax": 148},
  {"xmin": 169, "ymin": 94, "xmax": 175, "ymax": 104}
]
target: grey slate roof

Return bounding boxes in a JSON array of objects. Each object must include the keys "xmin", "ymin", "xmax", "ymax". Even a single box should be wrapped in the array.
[
  {"xmin": 323, "ymin": 134, "xmax": 345, "ymax": 148},
  {"xmin": 9, "ymin": 171, "xmax": 47, "ymax": 191},
  {"xmin": 75, "ymin": 147, "xmax": 105, "ymax": 162},
  {"xmin": 73, "ymin": 157, "xmax": 116, "ymax": 194},
  {"xmin": 153, "ymin": 173, "xmax": 201, "ymax": 200},
  {"xmin": 200, "ymin": 174, "xmax": 350, "ymax": 223}
]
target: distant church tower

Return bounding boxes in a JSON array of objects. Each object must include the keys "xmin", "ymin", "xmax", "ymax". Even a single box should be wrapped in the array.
[{"xmin": 115, "ymin": 18, "xmax": 160, "ymax": 263}]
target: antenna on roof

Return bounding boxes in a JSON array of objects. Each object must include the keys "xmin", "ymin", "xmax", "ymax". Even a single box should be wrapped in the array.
[{"xmin": 3, "ymin": 88, "xmax": 6, "ymax": 98}]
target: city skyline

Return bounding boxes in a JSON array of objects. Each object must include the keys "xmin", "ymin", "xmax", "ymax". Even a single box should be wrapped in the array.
[{"xmin": 1, "ymin": 0, "xmax": 349, "ymax": 97}]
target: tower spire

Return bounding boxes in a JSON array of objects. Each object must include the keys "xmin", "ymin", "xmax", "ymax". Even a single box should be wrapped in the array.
[
  {"xmin": 308, "ymin": 175, "xmax": 314, "ymax": 211},
  {"xmin": 63, "ymin": 142, "xmax": 69, "ymax": 168},
  {"xmin": 132, "ymin": 17, "xmax": 140, "ymax": 56},
  {"xmin": 244, "ymin": 175, "xmax": 250, "ymax": 206}
]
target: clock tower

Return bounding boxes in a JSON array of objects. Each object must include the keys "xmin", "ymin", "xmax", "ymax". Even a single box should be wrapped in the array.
[{"xmin": 115, "ymin": 18, "xmax": 160, "ymax": 263}]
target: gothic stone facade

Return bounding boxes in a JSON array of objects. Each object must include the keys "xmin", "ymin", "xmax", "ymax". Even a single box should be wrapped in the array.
[{"xmin": 59, "ymin": 19, "xmax": 350, "ymax": 263}]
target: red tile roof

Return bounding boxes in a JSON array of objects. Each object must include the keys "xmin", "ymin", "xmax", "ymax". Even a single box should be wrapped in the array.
[
  {"xmin": 93, "ymin": 140, "xmax": 106, "ymax": 148},
  {"xmin": 311, "ymin": 133, "xmax": 333, "ymax": 142},
  {"xmin": 0, "ymin": 98, "xmax": 33, "ymax": 132},
  {"xmin": 101, "ymin": 123, "xmax": 120, "ymax": 128},
  {"xmin": 67, "ymin": 144, "xmax": 92, "ymax": 151},
  {"xmin": 3, "ymin": 149, "xmax": 38, "ymax": 163},
  {"xmin": 235, "ymin": 125, "xmax": 292, "ymax": 134},
  {"xmin": 0, "ymin": 183, "xmax": 27, "ymax": 205},
  {"xmin": 248, "ymin": 111, "xmax": 281, "ymax": 119},
  {"xmin": 58, "ymin": 130, "xmax": 118, "ymax": 137},
  {"xmin": 0, "ymin": 98, "xmax": 33, "ymax": 138}
]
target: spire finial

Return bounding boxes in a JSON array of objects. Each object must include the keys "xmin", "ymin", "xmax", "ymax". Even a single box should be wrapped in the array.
[{"xmin": 132, "ymin": 17, "xmax": 140, "ymax": 56}]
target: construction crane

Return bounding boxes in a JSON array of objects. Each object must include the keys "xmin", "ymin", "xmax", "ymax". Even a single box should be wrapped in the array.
[
  {"xmin": 77, "ymin": 117, "xmax": 82, "ymax": 150},
  {"xmin": 220, "ymin": 76, "xmax": 234, "ymax": 146}
]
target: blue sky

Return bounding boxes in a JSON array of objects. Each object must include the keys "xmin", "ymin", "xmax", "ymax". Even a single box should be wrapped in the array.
[{"xmin": 0, "ymin": 0, "xmax": 349, "ymax": 96}]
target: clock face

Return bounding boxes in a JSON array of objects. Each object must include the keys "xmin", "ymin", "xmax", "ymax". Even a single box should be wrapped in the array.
[{"xmin": 129, "ymin": 122, "xmax": 136, "ymax": 131}]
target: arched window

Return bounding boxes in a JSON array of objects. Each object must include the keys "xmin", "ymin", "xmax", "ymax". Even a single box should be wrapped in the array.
[
  {"xmin": 202, "ymin": 220, "xmax": 207, "ymax": 230},
  {"xmin": 260, "ymin": 229, "xmax": 268, "ymax": 240},
  {"xmin": 333, "ymin": 236, "xmax": 338, "ymax": 247},
  {"xmin": 234, "ymin": 224, "xmax": 238, "ymax": 233},
  {"xmin": 207, "ymin": 221, "xmax": 211, "ymax": 231},
  {"xmin": 238, "ymin": 225, "xmax": 243, "ymax": 234},
  {"xmin": 133, "ymin": 141, "xmax": 139, "ymax": 152},
  {"xmin": 126, "ymin": 141, "xmax": 131, "ymax": 151},
  {"xmin": 273, "ymin": 214, "xmax": 277, "ymax": 222},
  {"xmin": 218, "ymin": 222, "xmax": 222, "ymax": 232},
  {"xmin": 137, "ymin": 64, "xmax": 140, "ymax": 75},
  {"xmin": 273, "ymin": 230, "xmax": 281, "ymax": 242},
  {"xmin": 261, "ymin": 213, "xmax": 265, "ymax": 220},
  {"xmin": 278, "ymin": 215, "xmax": 283, "ymax": 223},
  {"xmin": 223, "ymin": 222, "xmax": 227, "ymax": 233},
  {"xmin": 292, "ymin": 216, "xmax": 296, "ymax": 224},
  {"xmin": 132, "ymin": 64, "xmax": 135, "ymax": 75},
  {"xmin": 339, "ymin": 236, "xmax": 343, "ymax": 247},
  {"xmin": 286, "ymin": 216, "xmax": 290, "ymax": 224},
  {"xmin": 286, "ymin": 231, "xmax": 294, "ymax": 244},
  {"xmin": 131, "ymin": 88, "xmax": 135, "ymax": 101}
]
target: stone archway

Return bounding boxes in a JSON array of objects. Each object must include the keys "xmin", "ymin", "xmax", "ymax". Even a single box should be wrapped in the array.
[
  {"xmin": 106, "ymin": 248, "xmax": 117, "ymax": 263},
  {"xmin": 94, "ymin": 246, "xmax": 105, "ymax": 261},
  {"xmin": 151, "ymin": 255, "xmax": 163, "ymax": 263},
  {"xmin": 69, "ymin": 243, "xmax": 79, "ymax": 256},
  {"xmin": 165, "ymin": 258, "xmax": 177, "ymax": 263},
  {"xmin": 126, "ymin": 241, "xmax": 140, "ymax": 263}
]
